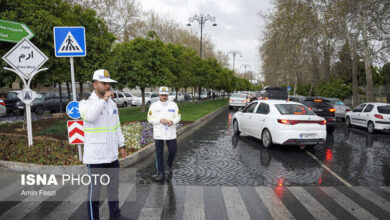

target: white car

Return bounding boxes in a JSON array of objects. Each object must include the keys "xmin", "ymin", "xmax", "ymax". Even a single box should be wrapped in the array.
[
  {"xmin": 232, "ymin": 100, "xmax": 327, "ymax": 148},
  {"xmin": 200, "ymin": 92, "xmax": 208, "ymax": 100},
  {"xmin": 112, "ymin": 91, "xmax": 128, "ymax": 108},
  {"xmin": 132, "ymin": 92, "xmax": 159, "ymax": 106},
  {"xmin": 168, "ymin": 92, "xmax": 184, "ymax": 102},
  {"xmin": 123, "ymin": 92, "xmax": 134, "ymax": 105},
  {"xmin": 229, "ymin": 93, "xmax": 250, "ymax": 108},
  {"xmin": 0, "ymin": 100, "xmax": 6, "ymax": 117},
  {"xmin": 345, "ymin": 102, "xmax": 390, "ymax": 133}
]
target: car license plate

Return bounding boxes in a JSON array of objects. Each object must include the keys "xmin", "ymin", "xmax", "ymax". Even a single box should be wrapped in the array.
[
  {"xmin": 17, "ymin": 106, "xmax": 24, "ymax": 109},
  {"xmin": 300, "ymin": 133, "xmax": 318, "ymax": 138}
]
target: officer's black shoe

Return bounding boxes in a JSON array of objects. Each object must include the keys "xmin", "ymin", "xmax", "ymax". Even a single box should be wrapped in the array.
[
  {"xmin": 167, "ymin": 170, "xmax": 173, "ymax": 179},
  {"xmin": 167, "ymin": 166, "xmax": 173, "ymax": 173},
  {"xmin": 155, "ymin": 173, "xmax": 165, "ymax": 182}
]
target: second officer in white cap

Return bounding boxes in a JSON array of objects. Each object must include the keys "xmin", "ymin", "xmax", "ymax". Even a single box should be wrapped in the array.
[{"xmin": 147, "ymin": 86, "xmax": 181, "ymax": 181}]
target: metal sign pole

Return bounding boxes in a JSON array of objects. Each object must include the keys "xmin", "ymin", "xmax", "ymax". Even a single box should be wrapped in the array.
[
  {"xmin": 26, "ymin": 104, "xmax": 33, "ymax": 146},
  {"xmin": 70, "ymin": 57, "xmax": 82, "ymax": 161}
]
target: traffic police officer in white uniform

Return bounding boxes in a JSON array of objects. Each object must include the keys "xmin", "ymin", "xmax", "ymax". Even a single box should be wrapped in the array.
[
  {"xmin": 147, "ymin": 86, "xmax": 181, "ymax": 181},
  {"xmin": 79, "ymin": 69, "xmax": 128, "ymax": 220}
]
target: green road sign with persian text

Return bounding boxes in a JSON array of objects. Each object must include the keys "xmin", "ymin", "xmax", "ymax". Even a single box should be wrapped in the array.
[{"xmin": 0, "ymin": 19, "xmax": 34, "ymax": 43}]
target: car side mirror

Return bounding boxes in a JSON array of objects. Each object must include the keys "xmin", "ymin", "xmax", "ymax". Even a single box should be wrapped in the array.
[{"xmin": 238, "ymin": 107, "xmax": 243, "ymax": 112}]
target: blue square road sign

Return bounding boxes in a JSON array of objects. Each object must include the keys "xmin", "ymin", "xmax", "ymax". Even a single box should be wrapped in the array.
[{"xmin": 53, "ymin": 27, "xmax": 86, "ymax": 57}]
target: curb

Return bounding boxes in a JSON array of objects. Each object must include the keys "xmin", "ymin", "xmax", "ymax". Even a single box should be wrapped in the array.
[{"xmin": 0, "ymin": 104, "xmax": 228, "ymax": 174}]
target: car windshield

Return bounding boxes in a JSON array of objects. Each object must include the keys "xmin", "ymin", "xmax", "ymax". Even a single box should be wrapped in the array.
[
  {"xmin": 275, "ymin": 104, "xmax": 315, "ymax": 115},
  {"xmin": 169, "ymin": 92, "xmax": 176, "ymax": 95},
  {"xmin": 36, "ymin": 94, "xmax": 44, "ymax": 99},
  {"xmin": 7, "ymin": 92, "xmax": 18, "ymax": 99},
  {"xmin": 231, "ymin": 94, "xmax": 246, "ymax": 98},
  {"xmin": 144, "ymin": 93, "xmax": 151, "ymax": 97},
  {"xmin": 303, "ymin": 100, "xmax": 333, "ymax": 107},
  {"xmin": 377, "ymin": 105, "xmax": 390, "ymax": 114},
  {"xmin": 330, "ymin": 98, "xmax": 344, "ymax": 105}
]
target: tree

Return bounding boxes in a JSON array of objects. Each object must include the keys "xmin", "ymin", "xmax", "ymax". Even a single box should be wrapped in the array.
[
  {"xmin": 109, "ymin": 33, "xmax": 171, "ymax": 112},
  {"xmin": 70, "ymin": 0, "xmax": 141, "ymax": 42},
  {"xmin": 381, "ymin": 62, "xmax": 390, "ymax": 102},
  {"xmin": 0, "ymin": 0, "xmax": 115, "ymax": 99}
]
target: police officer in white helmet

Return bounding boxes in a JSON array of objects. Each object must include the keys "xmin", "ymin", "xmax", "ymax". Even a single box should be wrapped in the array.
[
  {"xmin": 79, "ymin": 69, "xmax": 128, "ymax": 220},
  {"xmin": 147, "ymin": 86, "xmax": 181, "ymax": 181}
]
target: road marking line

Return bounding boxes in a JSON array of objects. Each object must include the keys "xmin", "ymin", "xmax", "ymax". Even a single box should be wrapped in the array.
[
  {"xmin": 352, "ymin": 186, "xmax": 390, "ymax": 213},
  {"xmin": 288, "ymin": 187, "xmax": 337, "ymax": 220},
  {"xmin": 221, "ymin": 186, "xmax": 251, "ymax": 220},
  {"xmin": 42, "ymin": 186, "xmax": 87, "ymax": 220},
  {"xmin": 320, "ymin": 187, "xmax": 378, "ymax": 220},
  {"xmin": 255, "ymin": 186, "xmax": 295, "ymax": 220},
  {"xmin": 100, "ymin": 183, "xmax": 135, "ymax": 220},
  {"xmin": 138, "ymin": 184, "xmax": 167, "ymax": 220},
  {"xmin": 0, "ymin": 184, "xmax": 64, "ymax": 220},
  {"xmin": 183, "ymin": 186, "xmax": 205, "ymax": 220},
  {"xmin": 380, "ymin": 186, "xmax": 390, "ymax": 194},
  {"xmin": 305, "ymin": 150, "xmax": 352, "ymax": 187}
]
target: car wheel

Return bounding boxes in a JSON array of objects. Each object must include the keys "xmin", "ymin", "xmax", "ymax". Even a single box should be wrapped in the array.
[
  {"xmin": 233, "ymin": 119, "xmax": 240, "ymax": 135},
  {"xmin": 367, "ymin": 121, "xmax": 375, "ymax": 134},
  {"xmin": 345, "ymin": 117, "xmax": 351, "ymax": 127},
  {"xmin": 123, "ymin": 102, "xmax": 127, "ymax": 108},
  {"xmin": 261, "ymin": 129, "xmax": 273, "ymax": 148},
  {"xmin": 35, "ymin": 106, "xmax": 44, "ymax": 115}
]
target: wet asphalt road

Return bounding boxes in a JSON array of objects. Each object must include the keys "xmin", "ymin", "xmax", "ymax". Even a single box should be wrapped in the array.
[
  {"xmin": 1, "ymin": 108, "xmax": 390, "ymax": 219},
  {"xmin": 137, "ymin": 108, "xmax": 390, "ymax": 187}
]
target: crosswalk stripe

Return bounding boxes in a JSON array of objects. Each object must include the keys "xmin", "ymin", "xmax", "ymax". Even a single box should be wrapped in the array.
[
  {"xmin": 380, "ymin": 186, "xmax": 390, "ymax": 194},
  {"xmin": 42, "ymin": 186, "xmax": 87, "ymax": 220},
  {"xmin": 99, "ymin": 183, "xmax": 135, "ymax": 220},
  {"xmin": 0, "ymin": 184, "xmax": 64, "ymax": 220},
  {"xmin": 138, "ymin": 184, "xmax": 167, "ymax": 220},
  {"xmin": 0, "ymin": 181, "xmax": 25, "ymax": 201},
  {"xmin": 183, "ymin": 186, "xmax": 205, "ymax": 220},
  {"xmin": 320, "ymin": 187, "xmax": 378, "ymax": 220},
  {"xmin": 352, "ymin": 186, "xmax": 390, "ymax": 214},
  {"xmin": 288, "ymin": 187, "xmax": 336, "ymax": 220},
  {"xmin": 255, "ymin": 186, "xmax": 295, "ymax": 220},
  {"xmin": 221, "ymin": 186, "xmax": 251, "ymax": 220}
]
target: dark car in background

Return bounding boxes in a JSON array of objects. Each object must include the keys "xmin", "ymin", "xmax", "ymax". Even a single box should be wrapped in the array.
[
  {"xmin": 289, "ymin": 96, "xmax": 336, "ymax": 131},
  {"xmin": 16, "ymin": 92, "xmax": 70, "ymax": 115},
  {"xmin": 259, "ymin": 87, "xmax": 288, "ymax": 100},
  {"xmin": 183, "ymin": 92, "xmax": 192, "ymax": 100},
  {"xmin": 0, "ymin": 91, "xmax": 21, "ymax": 114}
]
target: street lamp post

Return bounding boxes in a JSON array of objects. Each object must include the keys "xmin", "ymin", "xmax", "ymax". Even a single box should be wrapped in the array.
[
  {"xmin": 228, "ymin": 50, "xmax": 242, "ymax": 75},
  {"xmin": 241, "ymin": 64, "xmax": 250, "ymax": 79},
  {"xmin": 187, "ymin": 14, "xmax": 217, "ymax": 100}
]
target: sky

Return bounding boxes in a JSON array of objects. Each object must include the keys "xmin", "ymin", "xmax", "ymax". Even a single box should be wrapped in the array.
[{"xmin": 141, "ymin": 0, "xmax": 273, "ymax": 80}]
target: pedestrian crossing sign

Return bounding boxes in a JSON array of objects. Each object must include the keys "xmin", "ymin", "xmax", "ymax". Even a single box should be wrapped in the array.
[{"xmin": 53, "ymin": 27, "xmax": 86, "ymax": 57}]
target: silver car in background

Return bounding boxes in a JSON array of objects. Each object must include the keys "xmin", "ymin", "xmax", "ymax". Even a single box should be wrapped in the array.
[
  {"xmin": 229, "ymin": 93, "xmax": 250, "ymax": 108},
  {"xmin": 328, "ymin": 98, "xmax": 351, "ymax": 120}
]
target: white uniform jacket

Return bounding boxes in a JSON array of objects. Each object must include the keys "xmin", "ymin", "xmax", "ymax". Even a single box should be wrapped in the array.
[
  {"xmin": 79, "ymin": 91, "xmax": 125, "ymax": 164},
  {"xmin": 147, "ymin": 100, "xmax": 181, "ymax": 140}
]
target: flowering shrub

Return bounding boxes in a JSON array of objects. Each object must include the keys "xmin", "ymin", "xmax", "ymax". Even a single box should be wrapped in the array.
[
  {"xmin": 140, "ymin": 122, "xmax": 153, "ymax": 147},
  {"xmin": 122, "ymin": 122, "xmax": 142, "ymax": 150},
  {"xmin": 0, "ymin": 115, "xmax": 53, "ymax": 125},
  {"xmin": 122, "ymin": 122, "xmax": 181, "ymax": 150}
]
